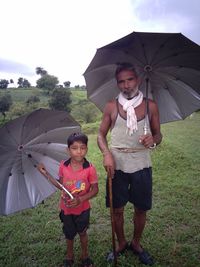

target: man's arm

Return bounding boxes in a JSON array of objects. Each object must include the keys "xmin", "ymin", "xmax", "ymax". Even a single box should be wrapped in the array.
[
  {"xmin": 140, "ymin": 100, "xmax": 162, "ymax": 148},
  {"xmin": 97, "ymin": 102, "xmax": 115, "ymax": 177}
]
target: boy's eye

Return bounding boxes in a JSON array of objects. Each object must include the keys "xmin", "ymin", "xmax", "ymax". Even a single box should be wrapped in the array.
[{"xmin": 70, "ymin": 146, "xmax": 86, "ymax": 150}]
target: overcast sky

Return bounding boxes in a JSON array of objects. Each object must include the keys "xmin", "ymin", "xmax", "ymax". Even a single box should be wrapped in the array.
[{"xmin": 0, "ymin": 0, "xmax": 199, "ymax": 86}]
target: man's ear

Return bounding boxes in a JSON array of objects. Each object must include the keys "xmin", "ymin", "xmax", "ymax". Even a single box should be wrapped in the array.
[{"xmin": 137, "ymin": 77, "xmax": 141, "ymax": 86}]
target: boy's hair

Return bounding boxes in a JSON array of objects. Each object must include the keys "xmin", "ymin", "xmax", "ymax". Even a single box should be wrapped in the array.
[
  {"xmin": 115, "ymin": 62, "xmax": 138, "ymax": 79},
  {"xmin": 67, "ymin": 132, "xmax": 88, "ymax": 147}
]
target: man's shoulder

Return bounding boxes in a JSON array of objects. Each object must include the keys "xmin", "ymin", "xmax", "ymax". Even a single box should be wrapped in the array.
[{"xmin": 104, "ymin": 99, "xmax": 117, "ymax": 111}]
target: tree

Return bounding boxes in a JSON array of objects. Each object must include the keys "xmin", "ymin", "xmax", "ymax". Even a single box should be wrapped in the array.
[
  {"xmin": 26, "ymin": 95, "xmax": 40, "ymax": 105},
  {"xmin": 63, "ymin": 81, "xmax": 71, "ymax": 88},
  {"xmin": 0, "ymin": 79, "xmax": 9, "ymax": 89},
  {"xmin": 49, "ymin": 88, "xmax": 71, "ymax": 112},
  {"xmin": 36, "ymin": 67, "xmax": 48, "ymax": 76},
  {"xmin": 71, "ymin": 99, "xmax": 101, "ymax": 123},
  {"xmin": 36, "ymin": 74, "xmax": 59, "ymax": 95},
  {"xmin": 0, "ymin": 94, "xmax": 12, "ymax": 118},
  {"xmin": 17, "ymin": 77, "xmax": 31, "ymax": 88}
]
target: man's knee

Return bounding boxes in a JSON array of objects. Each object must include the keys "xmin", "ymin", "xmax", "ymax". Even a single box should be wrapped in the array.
[
  {"xmin": 113, "ymin": 207, "xmax": 124, "ymax": 219},
  {"xmin": 134, "ymin": 207, "xmax": 147, "ymax": 215}
]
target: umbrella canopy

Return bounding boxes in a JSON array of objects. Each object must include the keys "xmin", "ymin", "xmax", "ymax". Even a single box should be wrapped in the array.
[
  {"xmin": 0, "ymin": 108, "xmax": 81, "ymax": 215},
  {"xmin": 84, "ymin": 31, "xmax": 200, "ymax": 123}
]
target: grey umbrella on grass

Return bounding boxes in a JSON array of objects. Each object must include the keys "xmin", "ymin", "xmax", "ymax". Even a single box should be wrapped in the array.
[{"xmin": 0, "ymin": 108, "xmax": 80, "ymax": 215}]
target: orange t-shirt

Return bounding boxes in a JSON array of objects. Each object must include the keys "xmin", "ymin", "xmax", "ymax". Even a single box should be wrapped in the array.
[{"xmin": 59, "ymin": 158, "xmax": 98, "ymax": 215}]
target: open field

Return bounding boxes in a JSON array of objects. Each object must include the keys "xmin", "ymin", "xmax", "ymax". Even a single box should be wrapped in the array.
[{"xmin": 0, "ymin": 112, "xmax": 199, "ymax": 267}]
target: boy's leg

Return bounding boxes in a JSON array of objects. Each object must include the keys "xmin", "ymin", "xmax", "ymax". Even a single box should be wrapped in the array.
[
  {"xmin": 79, "ymin": 231, "xmax": 89, "ymax": 260},
  {"xmin": 66, "ymin": 239, "xmax": 74, "ymax": 260},
  {"xmin": 75, "ymin": 209, "xmax": 90, "ymax": 260}
]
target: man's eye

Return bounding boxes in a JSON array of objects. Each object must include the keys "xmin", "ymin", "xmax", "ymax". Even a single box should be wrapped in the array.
[{"xmin": 117, "ymin": 80, "xmax": 123, "ymax": 84}]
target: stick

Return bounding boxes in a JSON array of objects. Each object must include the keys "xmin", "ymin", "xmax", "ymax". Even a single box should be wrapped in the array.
[{"xmin": 108, "ymin": 174, "xmax": 117, "ymax": 266}]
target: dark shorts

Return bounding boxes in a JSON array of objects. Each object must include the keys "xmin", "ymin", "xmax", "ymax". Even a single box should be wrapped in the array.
[
  {"xmin": 106, "ymin": 168, "xmax": 152, "ymax": 211},
  {"xmin": 59, "ymin": 209, "xmax": 90, "ymax": 240}
]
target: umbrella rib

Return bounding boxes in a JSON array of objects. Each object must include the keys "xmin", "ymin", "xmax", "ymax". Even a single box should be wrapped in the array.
[
  {"xmin": 148, "ymin": 35, "xmax": 177, "ymax": 66},
  {"xmin": 5, "ymin": 124, "xmax": 19, "ymax": 146}
]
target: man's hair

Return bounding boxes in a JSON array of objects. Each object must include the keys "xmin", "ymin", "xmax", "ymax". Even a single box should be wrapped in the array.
[
  {"xmin": 115, "ymin": 62, "xmax": 138, "ymax": 79},
  {"xmin": 67, "ymin": 132, "xmax": 88, "ymax": 147}
]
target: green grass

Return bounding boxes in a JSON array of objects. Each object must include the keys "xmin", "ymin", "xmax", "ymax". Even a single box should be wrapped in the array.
[{"xmin": 0, "ymin": 113, "xmax": 200, "ymax": 267}]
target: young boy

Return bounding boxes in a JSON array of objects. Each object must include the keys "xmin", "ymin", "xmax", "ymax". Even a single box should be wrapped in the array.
[{"xmin": 38, "ymin": 132, "xmax": 98, "ymax": 267}]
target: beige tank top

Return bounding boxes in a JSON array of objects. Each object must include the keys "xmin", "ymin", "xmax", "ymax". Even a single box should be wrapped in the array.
[{"xmin": 110, "ymin": 114, "xmax": 152, "ymax": 173}]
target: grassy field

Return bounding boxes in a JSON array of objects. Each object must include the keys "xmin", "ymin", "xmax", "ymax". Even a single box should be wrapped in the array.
[{"xmin": 0, "ymin": 110, "xmax": 200, "ymax": 266}]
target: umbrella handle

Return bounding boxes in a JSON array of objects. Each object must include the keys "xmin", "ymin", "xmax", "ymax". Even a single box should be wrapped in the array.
[
  {"xmin": 144, "ymin": 78, "xmax": 149, "ymax": 135},
  {"xmin": 39, "ymin": 167, "xmax": 74, "ymax": 199},
  {"xmin": 108, "ymin": 174, "xmax": 117, "ymax": 266},
  {"xmin": 56, "ymin": 180, "xmax": 74, "ymax": 199}
]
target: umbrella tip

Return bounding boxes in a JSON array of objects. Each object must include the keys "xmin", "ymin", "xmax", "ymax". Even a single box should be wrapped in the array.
[{"xmin": 27, "ymin": 154, "xmax": 32, "ymax": 158}]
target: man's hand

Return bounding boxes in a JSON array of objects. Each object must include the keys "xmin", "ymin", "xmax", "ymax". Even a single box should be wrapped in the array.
[
  {"xmin": 103, "ymin": 152, "xmax": 115, "ymax": 178},
  {"xmin": 139, "ymin": 134, "xmax": 155, "ymax": 148}
]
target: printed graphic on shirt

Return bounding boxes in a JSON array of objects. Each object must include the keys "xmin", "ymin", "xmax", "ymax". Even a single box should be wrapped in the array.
[
  {"xmin": 63, "ymin": 179, "xmax": 86, "ymax": 195},
  {"xmin": 71, "ymin": 180, "xmax": 86, "ymax": 194}
]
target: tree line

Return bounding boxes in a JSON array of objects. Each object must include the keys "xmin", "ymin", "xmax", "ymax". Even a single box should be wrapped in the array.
[
  {"xmin": 0, "ymin": 67, "xmax": 100, "ymax": 125},
  {"xmin": 0, "ymin": 67, "xmax": 86, "ymax": 90}
]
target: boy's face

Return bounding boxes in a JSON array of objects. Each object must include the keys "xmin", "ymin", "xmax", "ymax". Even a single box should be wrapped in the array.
[{"xmin": 67, "ymin": 141, "xmax": 88, "ymax": 162}]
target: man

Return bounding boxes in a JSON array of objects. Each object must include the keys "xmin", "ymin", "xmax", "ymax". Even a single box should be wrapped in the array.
[{"xmin": 97, "ymin": 63, "xmax": 162, "ymax": 265}]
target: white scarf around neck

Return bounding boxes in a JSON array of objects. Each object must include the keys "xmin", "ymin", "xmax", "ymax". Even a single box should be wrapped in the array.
[{"xmin": 118, "ymin": 90, "xmax": 143, "ymax": 135}]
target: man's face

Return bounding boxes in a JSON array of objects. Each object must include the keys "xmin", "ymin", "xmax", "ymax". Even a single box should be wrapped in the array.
[{"xmin": 116, "ymin": 69, "xmax": 139, "ymax": 99}]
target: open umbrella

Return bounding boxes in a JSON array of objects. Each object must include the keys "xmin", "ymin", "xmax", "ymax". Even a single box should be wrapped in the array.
[
  {"xmin": 0, "ymin": 108, "xmax": 80, "ymax": 215},
  {"xmin": 83, "ymin": 31, "xmax": 200, "ymax": 124}
]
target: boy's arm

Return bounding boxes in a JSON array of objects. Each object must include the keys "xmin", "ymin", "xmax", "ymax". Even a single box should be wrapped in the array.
[{"xmin": 67, "ymin": 183, "xmax": 99, "ymax": 208}]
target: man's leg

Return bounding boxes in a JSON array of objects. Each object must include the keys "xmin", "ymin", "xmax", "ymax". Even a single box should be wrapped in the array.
[
  {"xmin": 131, "ymin": 207, "xmax": 147, "ymax": 252},
  {"xmin": 113, "ymin": 206, "xmax": 128, "ymax": 251}
]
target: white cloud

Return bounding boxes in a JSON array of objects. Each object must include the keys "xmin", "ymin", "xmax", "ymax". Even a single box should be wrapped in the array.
[{"xmin": 0, "ymin": 0, "xmax": 199, "ymax": 86}]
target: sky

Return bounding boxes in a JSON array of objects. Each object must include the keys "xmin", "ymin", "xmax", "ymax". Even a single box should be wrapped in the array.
[{"xmin": 0, "ymin": 0, "xmax": 200, "ymax": 86}]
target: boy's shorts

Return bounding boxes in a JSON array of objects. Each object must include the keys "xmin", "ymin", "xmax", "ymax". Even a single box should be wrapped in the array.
[
  {"xmin": 106, "ymin": 168, "xmax": 152, "ymax": 211},
  {"xmin": 59, "ymin": 209, "xmax": 90, "ymax": 240}
]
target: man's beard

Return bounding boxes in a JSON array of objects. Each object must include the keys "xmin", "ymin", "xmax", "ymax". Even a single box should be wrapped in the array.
[{"xmin": 122, "ymin": 86, "xmax": 139, "ymax": 99}]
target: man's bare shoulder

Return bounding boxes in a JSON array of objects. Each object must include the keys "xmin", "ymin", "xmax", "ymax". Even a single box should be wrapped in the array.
[
  {"xmin": 104, "ymin": 99, "xmax": 117, "ymax": 112},
  {"xmin": 147, "ymin": 99, "xmax": 159, "ymax": 115}
]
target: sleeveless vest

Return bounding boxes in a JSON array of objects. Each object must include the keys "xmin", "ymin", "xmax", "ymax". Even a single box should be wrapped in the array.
[{"xmin": 110, "ymin": 114, "xmax": 152, "ymax": 173}]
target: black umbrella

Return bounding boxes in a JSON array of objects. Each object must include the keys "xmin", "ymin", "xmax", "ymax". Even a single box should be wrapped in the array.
[{"xmin": 84, "ymin": 31, "xmax": 200, "ymax": 124}]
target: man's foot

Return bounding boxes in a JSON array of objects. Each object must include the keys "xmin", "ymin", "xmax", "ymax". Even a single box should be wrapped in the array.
[
  {"xmin": 129, "ymin": 244, "xmax": 154, "ymax": 266},
  {"xmin": 106, "ymin": 242, "xmax": 129, "ymax": 262},
  {"xmin": 63, "ymin": 259, "xmax": 74, "ymax": 267},
  {"xmin": 80, "ymin": 257, "xmax": 94, "ymax": 267}
]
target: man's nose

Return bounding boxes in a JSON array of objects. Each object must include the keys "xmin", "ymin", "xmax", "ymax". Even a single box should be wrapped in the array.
[{"xmin": 124, "ymin": 80, "xmax": 129, "ymax": 88}]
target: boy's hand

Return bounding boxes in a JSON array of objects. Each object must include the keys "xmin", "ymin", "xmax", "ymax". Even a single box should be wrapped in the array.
[{"xmin": 66, "ymin": 196, "xmax": 81, "ymax": 208}]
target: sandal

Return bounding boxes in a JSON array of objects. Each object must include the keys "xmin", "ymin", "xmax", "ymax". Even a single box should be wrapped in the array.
[
  {"xmin": 80, "ymin": 257, "xmax": 94, "ymax": 267},
  {"xmin": 106, "ymin": 242, "xmax": 129, "ymax": 262},
  {"xmin": 129, "ymin": 244, "xmax": 154, "ymax": 266},
  {"xmin": 63, "ymin": 259, "xmax": 74, "ymax": 267}
]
